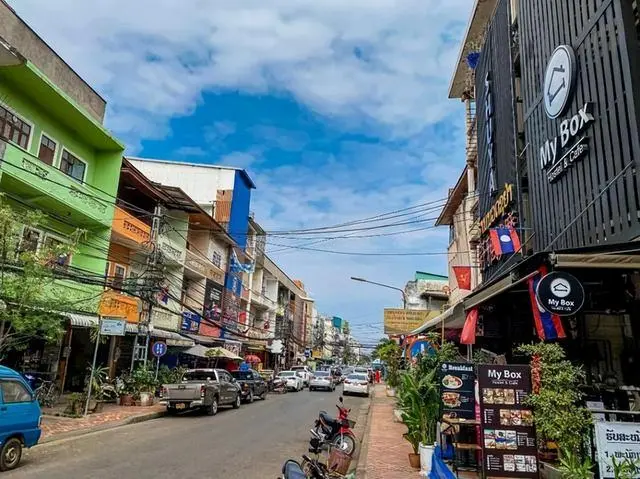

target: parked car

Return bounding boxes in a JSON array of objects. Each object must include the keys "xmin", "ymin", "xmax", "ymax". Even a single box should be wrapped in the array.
[
  {"xmin": 343, "ymin": 373, "xmax": 370, "ymax": 396},
  {"xmin": 276, "ymin": 371, "xmax": 304, "ymax": 392},
  {"xmin": 230, "ymin": 369, "xmax": 268, "ymax": 403},
  {"xmin": 0, "ymin": 366, "xmax": 42, "ymax": 471},
  {"xmin": 309, "ymin": 370, "xmax": 335, "ymax": 392},
  {"xmin": 290, "ymin": 366, "xmax": 311, "ymax": 387},
  {"xmin": 161, "ymin": 368, "xmax": 241, "ymax": 415}
]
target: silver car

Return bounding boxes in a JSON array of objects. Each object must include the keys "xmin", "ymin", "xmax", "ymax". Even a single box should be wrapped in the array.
[{"xmin": 309, "ymin": 370, "xmax": 335, "ymax": 391}]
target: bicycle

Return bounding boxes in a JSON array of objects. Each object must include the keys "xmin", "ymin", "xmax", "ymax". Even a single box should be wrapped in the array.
[{"xmin": 34, "ymin": 380, "xmax": 60, "ymax": 408}]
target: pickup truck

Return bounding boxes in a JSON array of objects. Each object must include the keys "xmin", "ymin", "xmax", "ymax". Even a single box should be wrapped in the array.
[
  {"xmin": 161, "ymin": 368, "xmax": 241, "ymax": 415},
  {"xmin": 230, "ymin": 369, "xmax": 268, "ymax": 403},
  {"xmin": 291, "ymin": 365, "xmax": 311, "ymax": 387}
]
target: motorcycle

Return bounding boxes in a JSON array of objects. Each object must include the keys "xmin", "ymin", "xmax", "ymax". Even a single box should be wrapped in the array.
[
  {"xmin": 279, "ymin": 433, "xmax": 345, "ymax": 479},
  {"xmin": 272, "ymin": 376, "xmax": 288, "ymax": 394},
  {"xmin": 313, "ymin": 396, "xmax": 357, "ymax": 456}
]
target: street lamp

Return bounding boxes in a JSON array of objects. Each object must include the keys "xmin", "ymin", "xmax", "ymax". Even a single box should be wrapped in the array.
[{"xmin": 350, "ymin": 277, "xmax": 407, "ymax": 309}]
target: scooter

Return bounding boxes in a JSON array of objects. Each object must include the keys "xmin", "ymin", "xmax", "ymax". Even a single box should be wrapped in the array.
[{"xmin": 313, "ymin": 396, "xmax": 357, "ymax": 456}]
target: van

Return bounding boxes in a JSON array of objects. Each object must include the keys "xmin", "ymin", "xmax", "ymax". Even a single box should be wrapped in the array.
[{"xmin": 0, "ymin": 366, "xmax": 42, "ymax": 471}]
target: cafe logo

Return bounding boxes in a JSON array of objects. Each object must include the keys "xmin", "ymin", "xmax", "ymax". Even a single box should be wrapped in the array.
[
  {"xmin": 539, "ymin": 45, "xmax": 595, "ymax": 183},
  {"xmin": 543, "ymin": 45, "xmax": 576, "ymax": 119},
  {"xmin": 535, "ymin": 271, "xmax": 585, "ymax": 316}
]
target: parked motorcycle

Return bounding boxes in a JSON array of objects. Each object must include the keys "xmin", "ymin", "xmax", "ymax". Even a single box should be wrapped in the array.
[
  {"xmin": 272, "ymin": 376, "xmax": 288, "ymax": 394},
  {"xmin": 313, "ymin": 396, "xmax": 356, "ymax": 456}
]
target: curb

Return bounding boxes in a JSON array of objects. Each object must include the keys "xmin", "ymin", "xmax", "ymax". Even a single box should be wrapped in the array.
[
  {"xmin": 354, "ymin": 388, "xmax": 376, "ymax": 479},
  {"xmin": 39, "ymin": 410, "xmax": 166, "ymax": 446}
]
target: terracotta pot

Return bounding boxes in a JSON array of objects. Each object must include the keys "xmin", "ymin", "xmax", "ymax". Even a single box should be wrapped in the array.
[
  {"xmin": 119, "ymin": 394, "xmax": 134, "ymax": 406},
  {"xmin": 408, "ymin": 453, "xmax": 421, "ymax": 469}
]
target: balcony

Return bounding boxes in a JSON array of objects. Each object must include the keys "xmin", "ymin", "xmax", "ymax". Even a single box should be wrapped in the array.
[
  {"xmin": 184, "ymin": 247, "xmax": 225, "ymax": 284},
  {"xmin": 99, "ymin": 290, "xmax": 141, "ymax": 323},
  {"xmin": 112, "ymin": 206, "xmax": 151, "ymax": 247},
  {"xmin": 469, "ymin": 219, "xmax": 481, "ymax": 245},
  {"xmin": 158, "ymin": 232, "xmax": 186, "ymax": 265},
  {"xmin": 251, "ymin": 290, "xmax": 277, "ymax": 311},
  {"xmin": 0, "ymin": 141, "xmax": 113, "ymax": 227}
]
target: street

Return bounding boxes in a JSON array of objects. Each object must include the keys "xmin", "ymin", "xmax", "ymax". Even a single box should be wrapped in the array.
[{"xmin": 9, "ymin": 389, "xmax": 368, "ymax": 479}]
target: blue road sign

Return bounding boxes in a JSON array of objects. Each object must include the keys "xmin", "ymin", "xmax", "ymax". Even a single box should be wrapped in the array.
[{"xmin": 152, "ymin": 341, "xmax": 167, "ymax": 358}]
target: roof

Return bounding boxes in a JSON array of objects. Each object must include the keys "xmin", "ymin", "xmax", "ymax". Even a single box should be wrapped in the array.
[
  {"xmin": 448, "ymin": 0, "xmax": 498, "ymax": 99},
  {"xmin": 415, "ymin": 272, "xmax": 448, "ymax": 281},
  {"xmin": 435, "ymin": 166, "xmax": 469, "ymax": 226},
  {"xmin": 125, "ymin": 156, "xmax": 257, "ymax": 190}
]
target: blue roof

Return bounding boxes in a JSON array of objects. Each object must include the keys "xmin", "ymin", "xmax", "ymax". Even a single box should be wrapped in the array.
[{"xmin": 0, "ymin": 365, "xmax": 22, "ymax": 378}]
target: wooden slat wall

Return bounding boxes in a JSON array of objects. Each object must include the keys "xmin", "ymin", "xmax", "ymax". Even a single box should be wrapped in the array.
[{"xmin": 520, "ymin": 0, "xmax": 640, "ymax": 251}]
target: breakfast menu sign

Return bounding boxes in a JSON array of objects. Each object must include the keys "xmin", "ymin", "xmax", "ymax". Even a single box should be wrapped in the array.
[
  {"xmin": 440, "ymin": 362, "xmax": 476, "ymax": 420},
  {"xmin": 477, "ymin": 365, "xmax": 539, "ymax": 478}
]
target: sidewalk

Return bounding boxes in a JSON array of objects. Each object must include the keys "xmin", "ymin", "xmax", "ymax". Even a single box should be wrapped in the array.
[
  {"xmin": 41, "ymin": 403, "xmax": 166, "ymax": 443},
  {"xmin": 358, "ymin": 383, "xmax": 418, "ymax": 479}
]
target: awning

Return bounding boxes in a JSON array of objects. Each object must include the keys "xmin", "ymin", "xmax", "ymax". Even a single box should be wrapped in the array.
[
  {"xmin": 182, "ymin": 344, "xmax": 211, "ymax": 358},
  {"xmin": 208, "ymin": 347, "xmax": 242, "ymax": 360},
  {"xmin": 67, "ymin": 314, "xmax": 139, "ymax": 334},
  {"xmin": 151, "ymin": 329, "xmax": 195, "ymax": 347},
  {"xmin": 184, "ymin": 333, "xmax": 220, "ymax": 346},
  {"xmin": 409, "ymin": 302, "xmax": 466, "ymax": 335},
  {"xmin": 552, "ymin": 253, "xmax": 640, "ymax": 269}
]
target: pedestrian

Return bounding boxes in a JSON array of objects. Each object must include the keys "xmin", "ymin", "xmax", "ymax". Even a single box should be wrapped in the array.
[{"xmin": 375, "ymin": 369, "xmax": 381, "ymax": 383}]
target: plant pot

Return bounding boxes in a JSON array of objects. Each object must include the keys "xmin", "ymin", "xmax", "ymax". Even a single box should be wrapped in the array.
[
  {"xmin": 138, "ymin": 392, "xmax": 154, "ymax": 407},
  {"xmin": 393, "ymin": 409, "xmax": 404, "ymax": 423},
  {"xmin": 408, "ymin": 453, "xmax": 421, "ymax": 469},
  {"xmin": 386, "ymin": 387, "xmax": 396, "ymax": 397},
  {"xmin": 119, "ymin": 394, "xmax": 134, "ymax": 406},
  {"xmin": 93, "ymin": 401, "xmax": 105, "ymax": 413},
  {"xmin": 419, "ymin": 443, "xmax": 434, "ymax": 474}
]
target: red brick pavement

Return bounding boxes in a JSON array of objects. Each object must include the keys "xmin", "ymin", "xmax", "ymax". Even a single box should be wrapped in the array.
[
  {"xmin": 41, "ymin": 403, "xmax": 165, "ymax": 442},
  {"xmin": 361, "ymin": 384, "xmax": 419, "ymax": 479}
]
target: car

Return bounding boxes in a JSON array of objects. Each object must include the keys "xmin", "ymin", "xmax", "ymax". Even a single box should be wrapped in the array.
[
  {"xmin": 309, "ymin": 370, "xmax": 335, "ymax": 391},
  {"xmin": 291, "ymin": 366, "xmax": 311, "ymax": 387},
  {"xmin": 230, "ymin": 369, "xmax": 268, "ymax": 403},
  {"xmin": 0, "ymin": 366, "xmax": 42, "ymax": 471},
  {"xmin": 276, "ymin": 371, "xmax": 304, "ymax": 392},
  {"xmin": 161, "ymin": 368, "xmax": 242, "ymax": 415},
  {"xmin": 343, "ymin": 373, "xmax": 370, "ymax": 397}
]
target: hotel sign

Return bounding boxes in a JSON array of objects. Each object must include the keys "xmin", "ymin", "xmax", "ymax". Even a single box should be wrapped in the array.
[
  {"xmin": 480, "ymin": 183, "xmax": 514, "ymax": 233},
  {"xmin": 539, "ymin": 45, "xmax": 595, "ymax": 183}
]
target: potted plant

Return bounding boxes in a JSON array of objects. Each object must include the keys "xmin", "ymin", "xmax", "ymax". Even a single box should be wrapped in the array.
[
  {"xmin": 115, "ymin": 373, "xmax": 136, "ymax": 406},
  {"xmin": 378, "ymin": 342, "xmax": 401, "ymax": 396},
  {"xmin": 131, "ymin": 365, "xmax": 157, "ymax": 406},
  {"xmin": 64, "ymin": 392, "xmax": 85, "ymax": 417},
  {"xmin": 402, "ymin": 427, "xmax": 422, "ymax": 469}
]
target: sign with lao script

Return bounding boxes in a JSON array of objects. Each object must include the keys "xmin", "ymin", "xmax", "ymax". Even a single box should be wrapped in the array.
[
  {"xmin": 594, "ymin": 422, "xmax": 640, "ymax": 479},
  {"xmin": 99, "ymin": 319, "xmax": 126, "ymax": 336},
  {"xmin": 383, "ymin": 309, "xmax": 440, "ymax": 335}
]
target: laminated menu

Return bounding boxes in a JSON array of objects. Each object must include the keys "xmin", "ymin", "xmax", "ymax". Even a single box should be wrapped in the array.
[
  {"xmin": 478, "ymin": 365, "xmax": 539, "ymax": 478},
  {"xmin": 440, "ymin": 362, "xmax": 476, "ymax": 420}
]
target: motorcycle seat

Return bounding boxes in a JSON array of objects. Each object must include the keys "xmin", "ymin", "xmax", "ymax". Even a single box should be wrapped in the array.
[
  {"xmin": 282, "ymin": 460, "xmax": 306, "ymax": 479},
  {"xmin": 319, "ymin": 411, "xmax": 338, "ymax": 426}
]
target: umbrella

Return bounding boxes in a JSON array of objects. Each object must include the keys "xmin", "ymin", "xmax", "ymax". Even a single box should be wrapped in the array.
[{"xmin": 245, "ymin": 354, "xmax": 262, "ymax": 363}]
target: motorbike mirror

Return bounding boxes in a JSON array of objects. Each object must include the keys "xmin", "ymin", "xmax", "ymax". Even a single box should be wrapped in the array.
[{"xmin": 339, "ymin": 396, "xmax": 343, "ymax": 403}]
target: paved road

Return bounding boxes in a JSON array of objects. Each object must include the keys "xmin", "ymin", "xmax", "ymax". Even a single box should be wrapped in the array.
[{"xmin": 9, "ymin": 387, "xmax": 368, "ymax": 479}]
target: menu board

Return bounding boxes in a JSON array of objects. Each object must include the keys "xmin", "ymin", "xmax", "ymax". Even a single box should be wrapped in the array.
[
  {"xmin": 478, "ymin": 365, "xmax": 539, "ymax": 478},
  {"xmin": 440, "ymin": 362, "xmax": 476, "ymax": 420}
]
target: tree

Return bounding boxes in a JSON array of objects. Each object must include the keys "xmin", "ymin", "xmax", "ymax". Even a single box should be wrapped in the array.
[
  {"xmin": 0, "ymin": 199, "xmax": 82, "ymax": 357},
  {"xmin": 371, "ymin": 337, "xmax": 392, "ymax": 360}
]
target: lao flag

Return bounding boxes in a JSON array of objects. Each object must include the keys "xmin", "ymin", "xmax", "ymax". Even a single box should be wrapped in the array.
[
  {"xmin": 527, "ymin": 266, "xmax": 566, "ymax": 340},
  {"xmin": 489, "ymin": 226, "xmax": 521, "ymax": 255}
]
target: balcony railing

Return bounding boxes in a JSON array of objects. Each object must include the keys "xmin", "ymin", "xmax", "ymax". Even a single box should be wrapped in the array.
[
  {"xmin": 251, "ymin": 290, "xmax": 277, "ymax": 310},
  {"xmin": 112, "ymin": 206, "xmax": 151, "ymax": 246},
  {"xmin": 184, "ymin": 247, "xmax": 226, "ymax": 284},
  {"xmin": 1, "ymin": 141, "xmax": 113, "ymax": 226},
  {"xmin": 158, "ymin": 233, "xmax": 186, "ymax": 265},
  {"xmin": 469, "ymin": 219, "xmax": 481, "ymax": 244}
]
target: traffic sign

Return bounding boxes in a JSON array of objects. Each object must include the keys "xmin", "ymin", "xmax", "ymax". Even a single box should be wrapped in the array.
[{"xmin": 152, "ymin": 341, "xmax": 167, "ymax": 358}]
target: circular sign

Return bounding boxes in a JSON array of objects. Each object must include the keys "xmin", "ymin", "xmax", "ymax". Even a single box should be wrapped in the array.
[
  {"xmin": 152, "ymin": 341, "xmax": 167, "ymax": 358},
  {"xmin": 535, "ymin": 271, "xmax": 584, "ymax": 316},
  {"xmin": 543, "ymin": 45, "xmax": 576, "ymax": 120}
]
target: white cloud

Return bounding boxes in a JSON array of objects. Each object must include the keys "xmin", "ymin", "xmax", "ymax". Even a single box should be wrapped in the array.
[
  {"xmin": 173, "ymin": 146, "xmax": 208, "ymax": 158},
  {"xmin": 8, "ymin": 0, "xmax": 471, "ymax": 146}
]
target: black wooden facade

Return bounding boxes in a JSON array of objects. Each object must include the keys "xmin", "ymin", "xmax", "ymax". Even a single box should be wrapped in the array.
[{"xmin": 520, "ymin": 0, "xmax": 640, "ymax": 251}]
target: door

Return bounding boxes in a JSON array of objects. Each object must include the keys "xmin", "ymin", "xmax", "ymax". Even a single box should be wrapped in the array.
[
  {"xmin": 219, "ymin": 371, "xmax": 234, "ymax": 404},
  {"xmin": 253, "ymin": 371, "xmax": 266, "ymax": 396},
  {"xmin": 0, "ymin": 379, "xmax": 39, "ymax": 443}
]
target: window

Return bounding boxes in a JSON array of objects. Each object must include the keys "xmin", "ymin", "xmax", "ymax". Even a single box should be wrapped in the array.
[
  {"xmin": 38, "ymin": 134, "xmax": 57, "ymax": 166},
  {"xmin": 211, "ymin": 251, "xmax": 222, "ymax": 268},
  {"xmin": 112, "ymin": 264, "xmax": 127, "ymax": 292},
  {"xmin": 43, "ymin": 235, "xmax": 71, "ymax": 267},
  {"xmin": 18, "ymin": 228, "xmax": 41, "ymax": 255},
  {"xmin": 0, "ymin": 105, "xmax": 31, "ymax": 149},
  {"xmin": 60, "ymin": 149, "xmax": 86, "ymax": 182},
  {"xmin": 0, "ymin": 380, "xmax": 32, "ymax": 403}
]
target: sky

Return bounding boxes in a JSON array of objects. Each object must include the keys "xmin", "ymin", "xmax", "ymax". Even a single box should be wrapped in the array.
[{"xmin": 9, "ymin": 0, "xmax": 472, "ymax": 348}]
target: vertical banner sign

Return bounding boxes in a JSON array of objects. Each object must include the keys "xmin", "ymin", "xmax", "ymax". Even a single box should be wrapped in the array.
[
  {"xmin": 477, "ymin": 365, "xmax": 539, "ymax": 478},
  {"xmin": 440, "ymin": 362, "xmax": 476, "ymax": 420},
  {"xmin": 594, "ymin": 422, "xmax": 640, "ymax": 478},
  {"xmin": 203, "ymin": 279, "xmax": 224, "ymax": 321}
]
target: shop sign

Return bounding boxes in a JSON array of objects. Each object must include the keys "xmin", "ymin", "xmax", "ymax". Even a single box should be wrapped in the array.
[
  {"xmin": 203, "ymin": 279, "xmax": 224, "ymax": 321},
  {"xmin": 100, "ymin": 318, "xmax": 126, "ymax": 336},
  {"xmin": 485, "ymin": 72, "xmax": 498, "ymax": 195},
  {"xmin": 440, "ymin": 362, "xmax": 476, "ymax": 420},
  {"xmin": 181, "ymin": 311, "xmax": 201, "ymax": 333},
  {"xmin": 535, "ymin": 271, "xmax": 585, "ymax": 316},
  {"xmin": 478, "ymin": 365, "xmax": 539, "ymax": 478},
  {"xmin": 594, "ymin": 422, "xmax": 640, "ymax": 478},
  {"xmin": 540, "ymin": 45, "xmax": 595, "ymax": 183},
  {"xmin": 480, "ymin": 183, "xmax": 514, "ymax": 233},
  {"xmin": 383, "ymin": 309, "xmax": 440, "ymax": 335}
]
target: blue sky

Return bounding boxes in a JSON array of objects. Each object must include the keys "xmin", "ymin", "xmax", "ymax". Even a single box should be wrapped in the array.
[{"xmin": 11, "ymin": 0, "xmax": 473, "ymax": 348}]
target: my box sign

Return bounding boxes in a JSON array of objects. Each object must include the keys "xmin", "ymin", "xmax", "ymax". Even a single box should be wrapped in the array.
[{"xmin": 487, "ymin": 369, "xmax": 523, "ymax": 381}]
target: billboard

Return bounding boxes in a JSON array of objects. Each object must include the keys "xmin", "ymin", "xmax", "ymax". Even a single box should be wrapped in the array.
[
  {"xmin": 332, "ymin": 316, "xmax": 343, "ymax": 329},
  {"xmin": 383, "ymin": 309, "xmax": 441, "ymax": 335}
]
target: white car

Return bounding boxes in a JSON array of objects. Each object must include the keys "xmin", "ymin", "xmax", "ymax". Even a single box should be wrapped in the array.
[
  {"xmin": 309, "ymin": 370, "xmax": 335, "ymax": 391},
  {"xmin": 343, "ymin": 373, "xmax": 370, "ymax": 396},
  {"xmin": 291, "ymin": 365, "xmax": 311, "ymax": 387},
  {"xmin": 277, "ymin": 371, "xmax": 304, "ymax": 392}
]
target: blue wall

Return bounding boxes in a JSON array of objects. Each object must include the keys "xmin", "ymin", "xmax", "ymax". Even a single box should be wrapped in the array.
[{"xmin": 229, "ymin": 170, "xmax": 253, "ymax": 249}]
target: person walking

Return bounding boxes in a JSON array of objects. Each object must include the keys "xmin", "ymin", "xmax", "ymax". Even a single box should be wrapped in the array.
[{"xmin": 375, "ymin": 369, "xmax": 381, "ymax": 383}]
